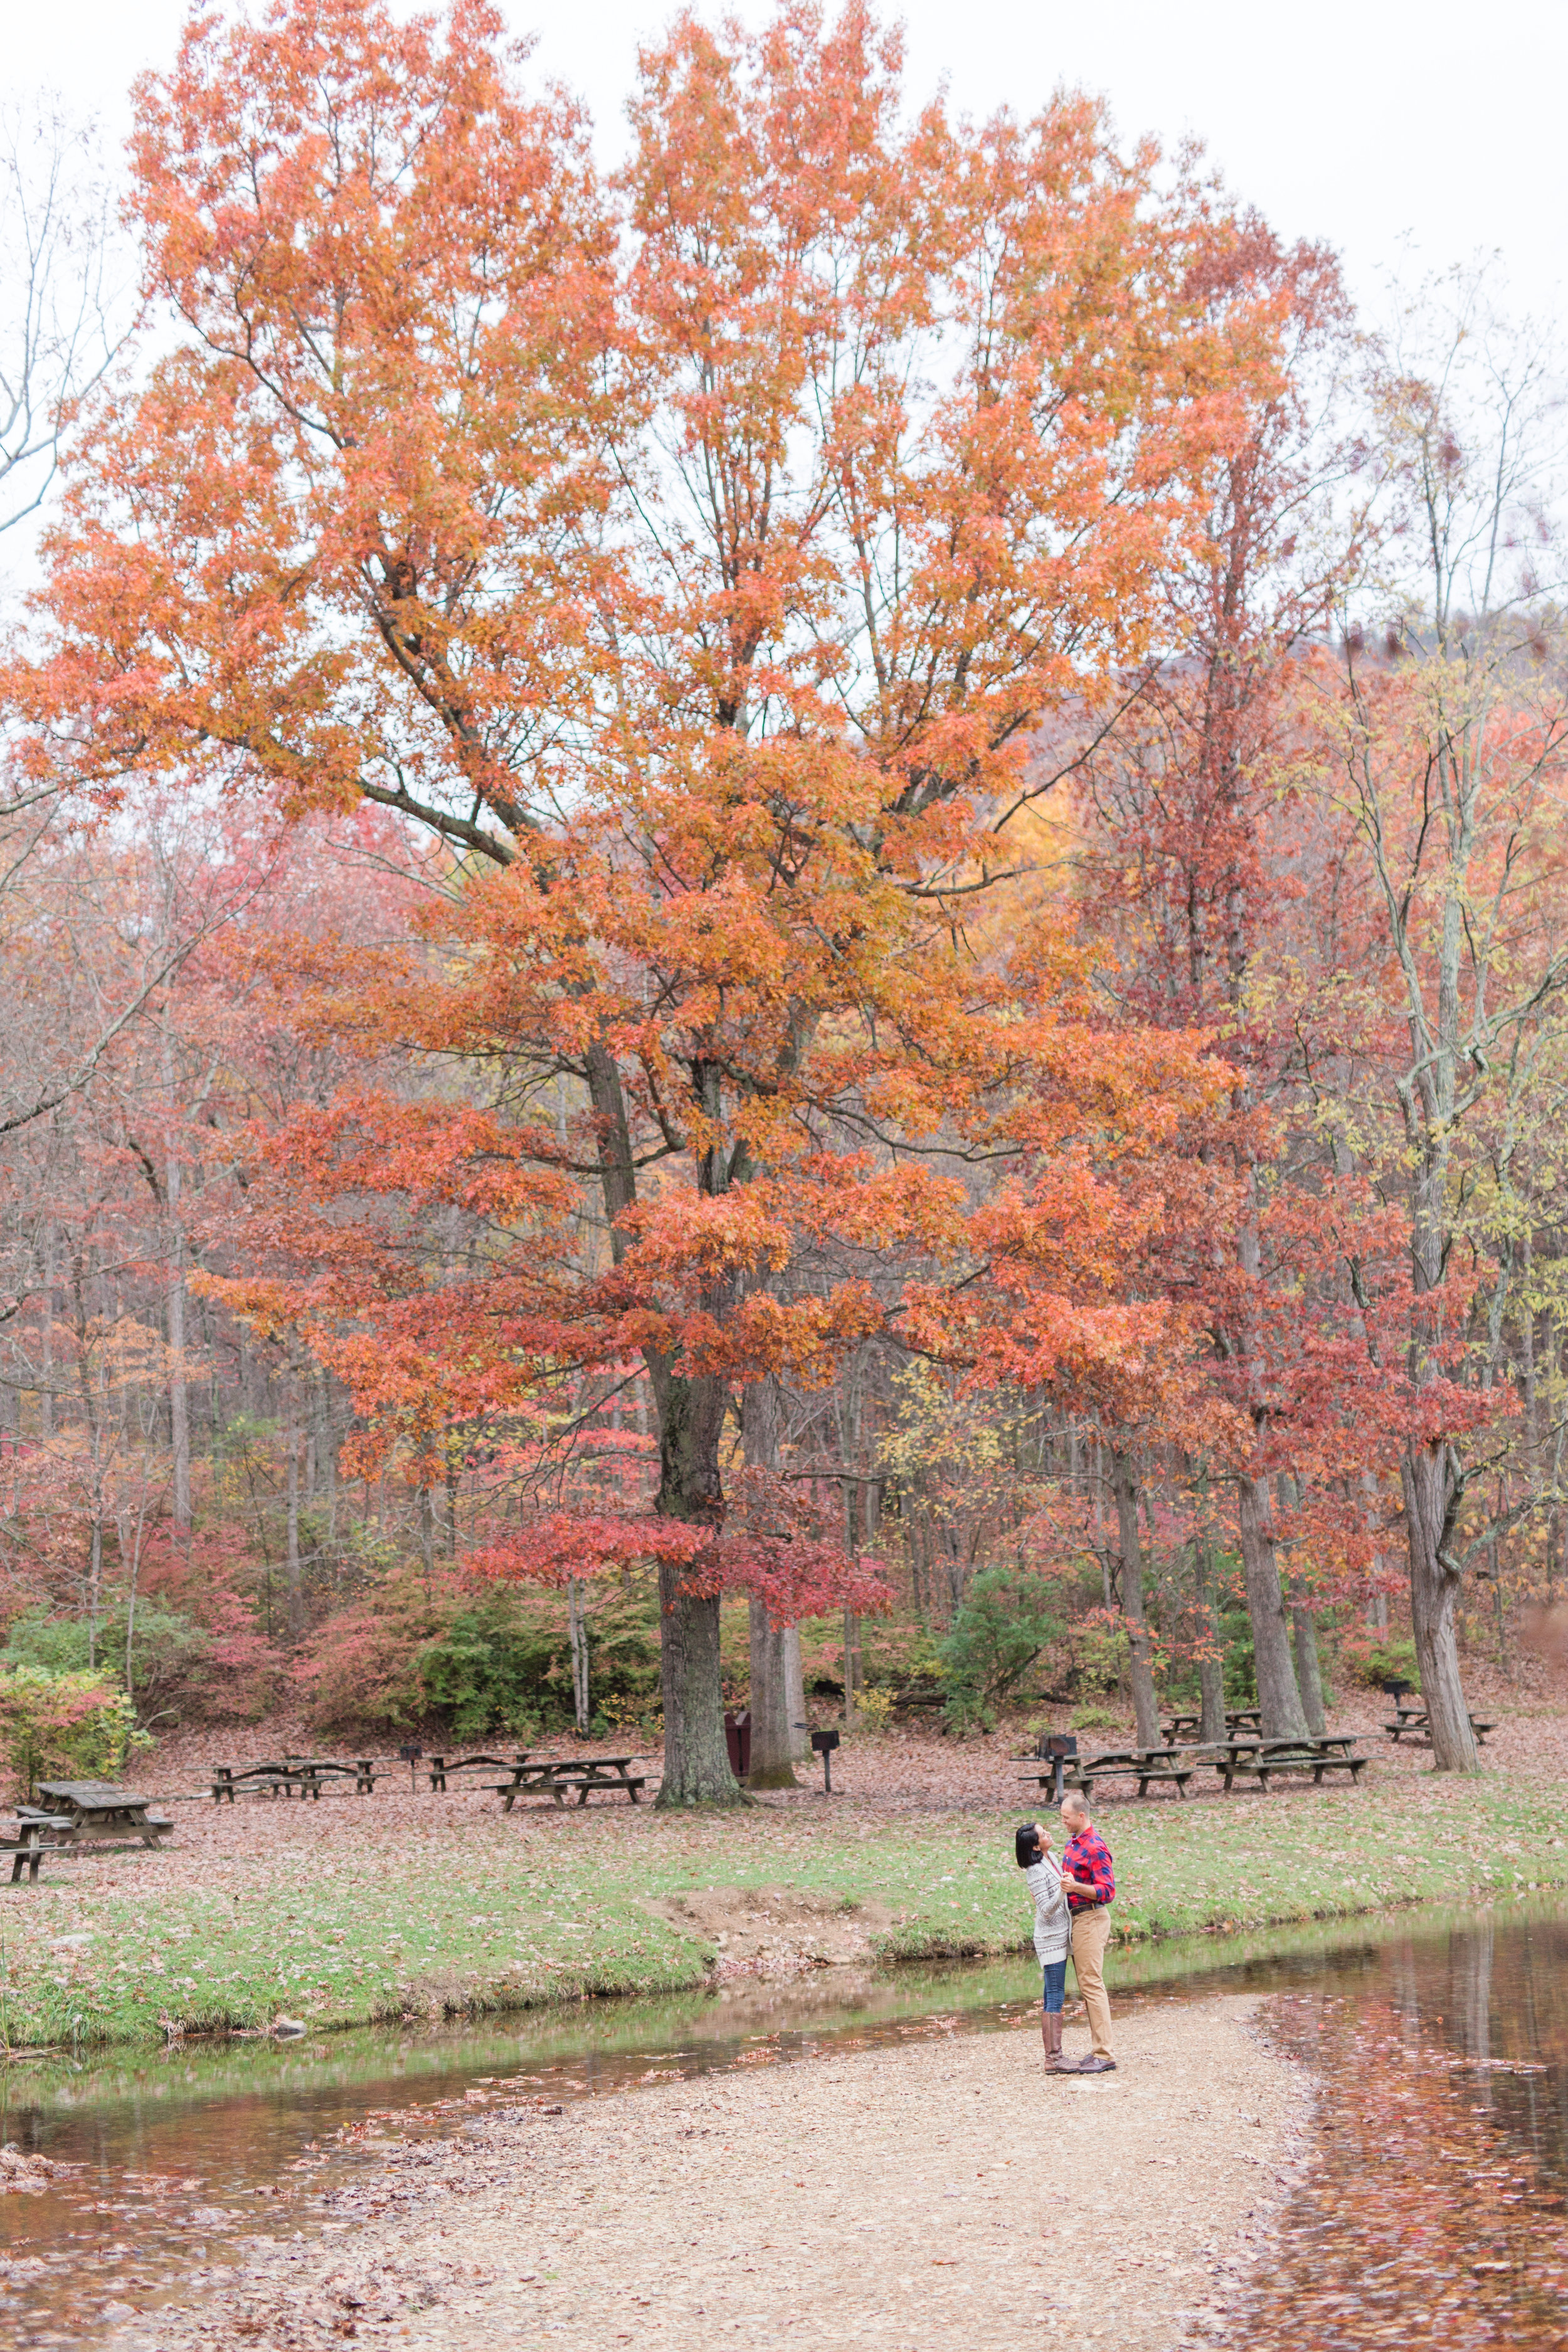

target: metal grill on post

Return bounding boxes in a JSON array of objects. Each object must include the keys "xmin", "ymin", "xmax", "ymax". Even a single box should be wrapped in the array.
[
  {"xmin": 1042, "ymin": 1733, "xmax": 1078, "ymax": 1804},
  {"xmin": 810, "ymin": 1727, "xmax": 840, "ymax": 1794}
]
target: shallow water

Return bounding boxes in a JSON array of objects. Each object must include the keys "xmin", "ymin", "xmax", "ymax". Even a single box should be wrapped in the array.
[
  {"xmin": 0, "ymin": 1899, "xmax": 1564, "ymax": 2345},
  {"xmin": 1229, "ymin": 1907, "xmax": 1568, "ymax": 2350}
]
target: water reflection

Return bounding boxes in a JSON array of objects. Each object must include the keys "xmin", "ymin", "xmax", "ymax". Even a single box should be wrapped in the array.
[{"xmin": 1228, "ymin": 1910, "xmax": 1568, "ymax": 2351}]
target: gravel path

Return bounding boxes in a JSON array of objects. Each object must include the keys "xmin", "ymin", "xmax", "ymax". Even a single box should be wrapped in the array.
[{"xmin": 107, "ymin": 1993, "xmax": 1307, "ymax": 2351}]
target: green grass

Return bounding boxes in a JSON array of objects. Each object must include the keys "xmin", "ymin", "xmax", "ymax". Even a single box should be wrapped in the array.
[{"xmin": 4, "ymin": 1770, "xmax": 1565, "ymax": 2050}]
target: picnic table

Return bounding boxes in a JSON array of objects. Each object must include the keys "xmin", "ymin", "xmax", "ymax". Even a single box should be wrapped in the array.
[
  {"xmin": 1384, "ymin": 1709, "xmax": 1494, "ymax": 1747},
  {"xmin": 210, "ymin": 1757, "xmax": 384, "ymax": 1800},
  {"xmin": 487, "ymin": 1756, "xmax": 647, "ymax": 1810},
  {"xmin": 1019, "ymin": 1745, "xmax": 1195, "ymax": 1801},
  {"xmin": 426, "ymin": 1752, "xmax": 529, "ymax": 1792},
  {"xmin": 1160, "ymin": 1707, "xmax": 1264, "ymax": 1742},
  {"xmin": 1196, "ymin": 1736, "xmax": 1367, "ymax": 1793},
  {"xmin": 2, "ymin": 1782, "xmax": 171, "ymax": 1881}
]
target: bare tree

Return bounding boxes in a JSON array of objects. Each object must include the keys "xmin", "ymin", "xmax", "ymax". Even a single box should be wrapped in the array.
[
  {"xmin": 0, "ymin": 95, "xmax": 132, "ymax": 1127},
  {"xmin": 0, "ymin": 96, "xmax": 122, "ymax": 543},
  {"xmin": 1327, "ymin": 272, "xmax": 1568, "ymax": 1771}
]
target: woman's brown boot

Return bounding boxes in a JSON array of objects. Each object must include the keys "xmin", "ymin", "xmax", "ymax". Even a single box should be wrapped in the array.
[{"xmin": 1046, "ymin": 2013, "xmax": 1078, "ymax": 2073}]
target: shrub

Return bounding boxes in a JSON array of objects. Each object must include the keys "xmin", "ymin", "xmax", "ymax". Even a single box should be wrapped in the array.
[
  {"xmin": 1348, "ymin": 1633, "xmax": 1421, "ymax": 1692},
  {"xmin": 1067, "ymin": 1616, "xmax": 1130, "ymax": 1697},
  {"xmin": 294, "ymin": 1571, "xmax": 457, "ymax": 1730},
  {"xmin": 937, "ymin": 1568, "xmax": 1067, "ymax": 1734},
  {"xmin": 1071, "ymin": 1703, "xmax": 1121, "ymax": 1732},
  {"xmin": 297, "ymin": 1572, "xmax": 664, "ymax": 1737},
  {"xmin": 416, "ymin": 1599, "xmax": 559, "ymax": 1739},
  {"xmin": 420, "ymin": 1584, "xmax": 662, "ymax": 1737},
  {"xmin": 0, "ymin": 1666, "xmax": 150, "ymax": 1798},
  {"xmin": 0, "ymin": 1601, "xmax": 248, "ymax": 1725}
]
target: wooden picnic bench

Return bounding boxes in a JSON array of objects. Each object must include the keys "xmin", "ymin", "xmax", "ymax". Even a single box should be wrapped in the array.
[
  {"xmin": 211, "ymin": 1757, "xmax": 384, "ymax": 1800},
  {"xmin": 1203, "ymin": 1738, "xmax": 1367, "ymax": 1793},
  {"xmin": 1019, "ymin": 1746, "xmax": 1195, "ymax": 1801},
  {"xmin": 28, "ymin": 1782, "xmax": 174, "ymax": 1846},
  {"xmin": 1162, "ymin": 1707, "xmax": 1263, "ymax": 1742},
  {"xmin": 1, "ymin": 1833, "xmax": 53, "ymax": 1883},
  {"xmin": 3, "ymin": 1781, "xmax": 176, "ymax": 1881},
  {"xmin": 1384, "ymin": 1710, "xmax": 1494, "ymax": 1747},
  {"xmin": 426, "ymin": 1752, "xmax": 529, "ymax": 1793},
  {"xmin": 0, "ymin": 1812, "xmax": 78, "ymax": 1882},
  {"xmin": 487, "ymin": 1756, "xmax": 647, "ymax": 1810}
]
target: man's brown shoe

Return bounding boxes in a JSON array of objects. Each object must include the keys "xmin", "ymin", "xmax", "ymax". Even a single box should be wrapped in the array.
[{"xmin": 1077, "ymin": 2055, "xmax": 1117, "ymax": 2074}]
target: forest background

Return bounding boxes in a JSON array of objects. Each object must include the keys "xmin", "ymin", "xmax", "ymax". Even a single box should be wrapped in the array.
[{"xmin": 1, "ymin": 0, "xmax": 1565, "ymax": 1800}]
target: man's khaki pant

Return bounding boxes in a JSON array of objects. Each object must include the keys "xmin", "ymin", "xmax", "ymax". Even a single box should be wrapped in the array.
[{"xmin": 1070, "ymin": 1907, "xmax": 1114, "ymax": 2058}]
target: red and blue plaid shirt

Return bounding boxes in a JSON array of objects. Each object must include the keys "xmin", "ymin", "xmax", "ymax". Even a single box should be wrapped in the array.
[{"xmin": 1061, "ymin": 1825, "xmax": 1115, "ymax": 1912}]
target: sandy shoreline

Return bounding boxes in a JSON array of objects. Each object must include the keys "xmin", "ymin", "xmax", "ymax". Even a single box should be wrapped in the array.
[{"xmin": 102, "ymin": 1993, "xmax": 1308, "ymax": 2351}]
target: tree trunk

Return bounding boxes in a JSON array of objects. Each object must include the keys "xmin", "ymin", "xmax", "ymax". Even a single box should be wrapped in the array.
[
  {"xmin": 657, "ymin": 1557, "xmax": 738, "ymax": 1806},
  {"xmin": 161, "ymin": 1030, "xmax": 192, "ymax": 1534},
  {"xmin": 1194, "ymin": 1535, "xmax": 1227, "ymax": 1742},
  {"xmin": 88, "ymin": 1513, "xmax": 102, "ymax": 1668},
  {"xmin": 167, "ymin": 1237, "xmax": 191, "ymax": 1535},
  {"xmin": 1291, "ymin": 1604, "xmax": 1327, "ymax": 1736},
  {"xmin": 748, "ymin": 1600, "xmax": 795, "ymax": 1787},
  {"xmin": 743, "ymin": 1379, "xmax": 797, "ymax": 1788},
  {"xmin": 783, "ymin": 1624, "xmax": 807, "ymax": 1759},
  {"xmin": 1402, "ymin": 1441, "xmax": 1479, "ymax": 1772},
  {"xmin": 1108, "ymin": 1447, "xmax": 1160, "ymax": 1750},
  {"xmin": 1236, "ymin": 1475, "xmax": 1308, "ymax": 1740},
  {"xmin": 285, "ymin": 1379, "xmax": 305, "ymax": 1640},
  {"xmin": 842, "ymin": 1609, "xmax": 861, "ymax": 1721},
  {"xmin": 567, "ymin": 1575, "xmax": 590, "ymax": 1733},
  {"xmin": 584, "ymin": 1042, "xmax": 739, "ymax": 1807},
  {"xmin": 650, "ymin": 1364, "xmax": 743, "ymax": 1808},
  {"xmin": 38, "ymin": 1224, "xmax": 55, "ymax": 1438},
  {"xmin": 837, "ymin": 1372, "xmax": 863, "ymax": 1723}
]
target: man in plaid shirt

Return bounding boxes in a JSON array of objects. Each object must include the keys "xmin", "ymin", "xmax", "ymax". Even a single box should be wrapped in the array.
[{"xmin": 1059, "ymin": 1793, "xmax": 1116, "ymax": 2073}]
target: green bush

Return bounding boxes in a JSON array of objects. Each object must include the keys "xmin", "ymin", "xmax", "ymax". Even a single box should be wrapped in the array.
[
  {"xmin": 0, "ymin": 1666, "xmax": 150, "ymax": 1798},
  {"xmin": 416, "ymin": 1601, "xmax": 559, "ymax": 1739},
  {"xmin": 937, "ymin": 1569, "xmax": 1067, "ymax": 1734},
  {"xmin": 2, "ymin": 1604, "xmax": 209, "ymax": 1719},
  {"xmin": 1352, "ymin": 1634, "xmax": 1421, "ymax": 1692},
  {"xmin": 1071, "ymin": 1702, "xmax": 1121, "ymax": 1731},
  {"xmin": 415, "ymin": 1585, "xmax": 663, "ymax": 1739},
  {"xmin": 1068, "ymin": 1617, "xmax": 1130, "ymax": 1696}
]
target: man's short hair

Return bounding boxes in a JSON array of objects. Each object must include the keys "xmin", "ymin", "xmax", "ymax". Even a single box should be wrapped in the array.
[{"xmin": 1060, "ymin": 1793, "xmax": 1088, "ymax": 1819}]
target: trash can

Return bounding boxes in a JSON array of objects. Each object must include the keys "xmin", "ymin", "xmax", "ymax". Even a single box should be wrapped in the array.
[{"xmin": 724, "ymin": 1708, "xmax": 751, "ymax": 1777}]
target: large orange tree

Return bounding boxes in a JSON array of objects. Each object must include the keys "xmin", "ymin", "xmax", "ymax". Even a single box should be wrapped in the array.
[{"xmin": 23, "ymin": 0, "xmax": 1288, "ymax": 1798}]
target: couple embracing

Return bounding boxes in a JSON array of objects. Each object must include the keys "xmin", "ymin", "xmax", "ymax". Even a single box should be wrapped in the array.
[{"xmin": 1016, "ymin": 1793, "xmax": 1116, "ymax": 2075}]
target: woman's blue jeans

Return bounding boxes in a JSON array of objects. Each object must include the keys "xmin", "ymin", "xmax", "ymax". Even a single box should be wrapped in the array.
[{"xmin": 1041, "ymin": 1959, "xmax": 1067, "ymax": 2015}]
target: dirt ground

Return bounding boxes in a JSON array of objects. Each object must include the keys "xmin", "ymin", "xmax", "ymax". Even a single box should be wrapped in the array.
[{"xmin": 100, "ymin": 1993, "xmax": 1306, "ymax": 2352}]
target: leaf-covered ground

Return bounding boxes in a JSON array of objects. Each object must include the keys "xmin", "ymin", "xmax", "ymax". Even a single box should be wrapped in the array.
[{"xmin": 4, "ymin": 1705, "xmax": 1565, "ymax": 2048}]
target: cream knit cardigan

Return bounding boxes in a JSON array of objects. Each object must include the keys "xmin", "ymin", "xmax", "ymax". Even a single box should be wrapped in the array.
[{"xmin": 1024, "ymin": 1853, "xmax": 1070, "ymax": 1965}]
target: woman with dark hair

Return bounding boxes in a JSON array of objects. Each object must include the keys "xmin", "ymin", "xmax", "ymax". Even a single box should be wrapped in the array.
[{"xmin": 1015, "ymin": 1820, "xmax": 1074, "ymax": 2074}]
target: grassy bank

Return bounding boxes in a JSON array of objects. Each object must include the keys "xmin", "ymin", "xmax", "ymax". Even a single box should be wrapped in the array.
[{"xmin": 4, "ymin": 1771, "xmax": 1565, "ymax": 2050}]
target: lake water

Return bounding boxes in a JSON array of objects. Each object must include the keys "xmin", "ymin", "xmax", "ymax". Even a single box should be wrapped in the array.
[{"xmin": 0, "ymin": 1899, "xmax": 1563, "ymax": 2346}]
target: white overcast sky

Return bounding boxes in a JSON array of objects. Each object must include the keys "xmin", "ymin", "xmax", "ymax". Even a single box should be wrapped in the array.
[{"xmin": 4, "ymin": 0, "xmax": 1564, "ymax": 322}]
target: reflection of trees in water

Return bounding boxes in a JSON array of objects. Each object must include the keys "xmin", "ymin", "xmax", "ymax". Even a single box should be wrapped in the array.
[
  {"xmin": 1227, "ymin": 1916, "xmax": 1568, "ymax": 2349},
  {"xmin": 1449, "ymin": 1917, "xmax": 1494, "ymax": 2077}
]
